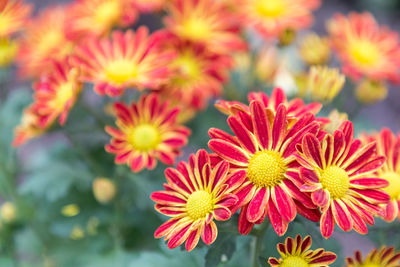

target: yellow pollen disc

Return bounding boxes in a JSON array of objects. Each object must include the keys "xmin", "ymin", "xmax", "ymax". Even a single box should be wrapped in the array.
[
  {"xmin": 179, "ymin": 17, "xmax": 212, "ymax": 41},
  {"xmin": 255, "ymin": 0, "xmax": 286, "ymax": 18},
  {"xmin": 320, "ymin": 166, "xmax": 350, "ymax": 199},
  {"xmin": 126, "ymin": 124, "xmax": 160, "ymax": 151},
  {"xmin": 186, "ymin": 190, "xmax": 214, "ymax": 220},
  {"xmin": 38, "ymin": 30, "xmax": 64, "ymax": 53},
  {"xmin": 280, "ymin": 256, "xmax": 309, "ymax": 267},
  {"xmin": 94, "ymin": 0, "xmax": 121, "ymax": 25},
  {"xmin": 105, "ymin": 60, "xmax": 138, "ymax": 85},
  {"xmin": 349, "ymin": 39, "xmax": 381, "ymax": 67},
  {"xmin": 171, "ymin": 52, "xmax": 201, "ymax": 86},
  {"xmin": 53, "ymin": 82, "xmax": 75, "ymax": 109},
  {"xmin": 247, "ymin": 150, "xmax": 287, "ymax": 188},
  {"xmin": 0, "ymin": 15, "xmax": 12, "ymax": 36},
  {"xmin": 361, "ymin": 264, "xmax": 381, "ymax": 267},
  {"xmin": 381, "ymin": 171, "xmax": 400, "ymax": 200}
]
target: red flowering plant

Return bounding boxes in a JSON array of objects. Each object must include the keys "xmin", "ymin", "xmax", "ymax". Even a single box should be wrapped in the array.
[{"xmin": 1, "ymin": 1, "xmax": 400, "ymax": 267}]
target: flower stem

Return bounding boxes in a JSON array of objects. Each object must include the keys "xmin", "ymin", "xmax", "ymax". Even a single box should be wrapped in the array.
[{"xmin": 251, "ymin": 221, "xmax": 270, "ymax": 267}]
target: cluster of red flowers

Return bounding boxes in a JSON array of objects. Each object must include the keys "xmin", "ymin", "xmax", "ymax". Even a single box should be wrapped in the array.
[
  {"xmin": 3, "ymin": 0, "xmax": 400, "ymax": 261},
  {"xmin": 152, "ymin": 88, "xmax": 397, "ymax": 251}
]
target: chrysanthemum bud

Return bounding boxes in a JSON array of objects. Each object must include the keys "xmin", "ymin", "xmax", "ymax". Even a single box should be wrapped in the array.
[
  {"xmin": 70, "ymin": 225, "xmax": 84, "ymax": 240},
  {"xmin": 323, "ymin": 110, "xmax": 348, "ymax": 134},
  {"xmin": 255, "ymin": 46, "xmax": 279, "ymax": 83},
  {"xmin": 278, "ymin": 28, "xmax": 297, "ymax": 46},
  {"xmin": 93, "ymin": 177, "xmax": 116, "ymax": 204},
  {"xmin": 61, "ymin": 204, "xmax": 80, "ymax": 217},
  {"xmin": 0, "ymin": 202, "xmax": 16, "ymax": 223},
  {"xmin": 307, "ymin": 66, "xmax": 345, "ymax": 102},
  {"xmin": 299, "ymin": 33, "xmax": 331, "ymax": 65},
  {"xmin": 355, "ymin": 79, "xmax": 388, "ymax": 104}
]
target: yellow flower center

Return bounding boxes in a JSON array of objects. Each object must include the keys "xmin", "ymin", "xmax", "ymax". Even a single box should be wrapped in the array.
[
  {"xmin": 255, "ymin": 0, "xmax": 286, "ymax": 18},
  {"xmin": 53, "ymin": 82, "xmax": 75, "ymax": 109},
  {"xmin": 171, "ymin": 52, "xmax": 202, "ymax": 86},
  {"xmin": 105, "ymin": 59, "xmax": 138, "ymax": 85},
  {"xmin": 127, "ymin": 124, "xmax": 160, "ymax": 151},
  {"xmin": 247, "ymin": 150, "xmax": 287, "ymax": 188},
  {"xmin": 38, "ymin": 30, "xmax": 64, "ymax": 54},
  {"xmin": 281, "ymin": 256, "xmax": 309, "ymax": 267},
  {"xmin": 381, "ymin": 171, "xmax": 400, "ymax": 200},
  {"xmin": 0, "ymin": 38, "xmax": 18, "ymax": 67},
  {"xmin": 179, "ymin": 17, "xmax": 212, "ymax": 41},
  {"xmin": 320, "ymin": 166, "xmax": 350, "ymax": 199},
  {"xmin": 186, "ymin": 190, "xmax": 214, "ymax": 220},
  {"xmin": 349, "ymin": 39, "xmax": 381, "ymax": 67},
  {"xmin": 0, "ymin": 14, "xmax": 12, "ymax": 36},
  {"xmin": 94, "ymin": 0, "xmax": 121, "ymax": 26}
]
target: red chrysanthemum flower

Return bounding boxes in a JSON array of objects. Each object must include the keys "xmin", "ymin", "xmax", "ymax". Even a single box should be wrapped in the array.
[
  {"xmin": 215, "ymin": 88, "xmax": 323, "ymax": 123},
  {"xmin": 268, "ymin": 235, "xmax": 337, "ymax": 267},
  {"xmin": 0, "ymin": 0, "xmax": 32, "ymax": 37},
  {"xmin": 209, "ymin": 98, "xmax": 321, "ymax": 236},
  {"xmin": 345, "ymin": 247, "xmax": 400, "ymax": 267},
  {"xmin": 236, "ymin": 0, "xmax": 320, "ymax": 38},
  {"xmin": 327, "ymin": 12, "xmax": 400, "ymax": 83},
  {"xmin": 151, "ymin": 149, "xmax": 246, "ymax": 251},
  {"xmin": 131, "ymin": 0, "xmax": 166, "ymax": 13},
  {"xmin": 361, "ymin": 129, "xmax": 400, "ymax": 222},
  {"xmin": 105, "ymin": 93, "xmax": 191, "ymax": 172},
  {"xmin": 156, "ymin": 33, "xmax": 232, "ymax": 110},
  {"xmin": 164, "ymin": 0, "xmax": 247, "ymax": 54},
  {"xmin": 297, "ymin": 121, "xmax": 390, "ymax": 239},
  {"xmin": 71, "ymin": 28, "xmax": 173, "ymax": 97},
  {"xmin": 13, "ymin": 106, "xmax": 45, "ymax": 147},
  {"xmin": 31, "ymin": 59, "xmax": 82, "ymax": 129},
  {"xmin": 16, "ymin": 6, "xmax": 75, "ymax": 78},
  {"xmin": 67, "ymin": 0, "xmax": 137, "ymax": 38}
]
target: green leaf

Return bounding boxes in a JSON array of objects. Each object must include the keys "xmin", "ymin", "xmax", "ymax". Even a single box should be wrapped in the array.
[{"xmin": 205, "ymin": 233, "xmax": 236, "ymax": 267}]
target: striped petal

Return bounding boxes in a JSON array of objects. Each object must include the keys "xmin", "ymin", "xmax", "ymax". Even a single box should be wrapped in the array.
[{"xmin": 208, "ymin": 139, "xmax": 249, "ymax": 166}]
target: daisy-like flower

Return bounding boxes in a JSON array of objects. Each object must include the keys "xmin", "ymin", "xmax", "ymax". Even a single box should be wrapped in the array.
[
  {"xmin": 299, "ymin": 33, "xmax": 331, "ymax": 65},
  {"xmin": 16, "ymin": 6, "xmax": 75, "ymax": 78},
  {"xmin": 361, "ymin": 129, "xmax": 400, "ymax": 222},
  {"xmin": 31, "ymin": 59, "xmax": 82, "ymax": 128},
  {"xmin": 327, "ymin": 12, "xmax": 400, "ymax": 83},
  {"xmin": 105, "ymin": 93, "xmax": 191, "ymax": 172},
  {"xmin": 209, "ymin": 99, "xmax": 321, "ymax": 236},
  {"xmin": 67, "ymin": 0, "xmax": 137, "ymax": 38},
  {"xmin": 151, "ymin": 149, "xmax": 246, "ymax": 251},
  {"xmin": 268, "ymin": 235, "xmax": 337, "ymax": 267},
  {"xmin": 164, "ymin": 0, "xmax": 247, "ymax": 54},
  {"xmin": 0, "ymin": 0, "xmax": 32, "ymax": 37},
  {"xmin": 215, "ymin": 88, "xmax": 322, "ymax": 122},
  {"xmin": 157, "ymin": 33, "xmax": 232, "ymax": 110},
  {"xmin": 345, "ymin": 247, "xmax": 400, "ymax": 267},
  {"xmin": 237, "ymin": 0, "xmax": 320, "ymax": 38},
  {"xmin": 13, "ymin": 106, "xmax": 45, "ymax": 147},
  {"xmin": 131, "ymin": 0, "xmax": 166, "ymax": 13},
  {"xmin": 72, "ymin": 28, "xmax": 173, "ymax": 97},
  {"xmin": 297, "ymin": 121, "xmax": 390, "ymax": 239}
]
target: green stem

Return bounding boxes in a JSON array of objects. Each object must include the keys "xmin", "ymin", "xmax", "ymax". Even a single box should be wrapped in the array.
[{"xmin": 251, "ymin": 221, "xmax": 269, "ymax": 267}]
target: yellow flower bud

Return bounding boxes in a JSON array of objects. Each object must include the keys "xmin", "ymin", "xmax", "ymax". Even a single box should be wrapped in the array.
[
  {"xmin": 299, "ymin": 33, "xmax": 331, "ymax": 65},
  {"xmin": 307, "ymin": 66, "xmax": 345, "ymax": 102},
  {"xmin": 0, "ymin": 202, "xmax": 16, "ymax": 223},
  {"xmin": 61, "ymin": 204, "xmax": 80, "ymax": 217},
  {"xmin": 87, "ymin": 216, "xmax": 100, "ymax": 236},
  {"xmin": 0, "ymin": 38, "xmax": 18, "ymax": 67},
  {"xmin": 355, "ymin": 79, "xmax": 388, "ymax": 104},
  {"xmin": 323, "ymin": 110, "xmax": 349, "ymax": 134},
  {"xmin": 70, "ymin": 225, "xmax": 84, "ymax": 240},
  {"xmin": 93, "ymin": 177, "xmax": 116, "ymax": 204},
  {"xmin": 255, "ymin": 45, "xmax": 279, "ymax": 83},
  {"xmin": 278, "ymin": 28, "xmax": 297, "ymax": 46}
]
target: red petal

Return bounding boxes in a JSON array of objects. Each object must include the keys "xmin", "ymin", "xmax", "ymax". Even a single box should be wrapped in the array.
[
  {"xmin": 247, "ymin": 187, "xmax": 269, "ymax": 222},
  {"xmin": 320, "ymin": 207, "xmax": 335, "ymax": 239},
  {"xmin": 267, "ymin": 199, "xmax": 288, "ymax": 236},
  {"xmin": 272, "ymin": 185, "xmax": 296, "ymax": 222},
  {"xmin": 250, "ymin": 100, "xmax": 271, "ymax": 149},
  {"xmin": 331, "ymin": 200, "xmax": 352, "ymax": 232},
  {"xmin": 311, "ymin": 189, "xmax": 330, "ymax": 207},
  {"xmin": 208, "ymin": 139, "xmax": 249, "ymax": 166},
  {"xmin": 201, "ymin": 221, "xmax": 218, "ymax": 245},
  {"xmin": 238, "ymin": 205, "xmax": 254, "ymax": 235},
  {"xmin": 214, "ymin": 206, "xmax": 232, "ymax": 221},
  {"xmin": 228, "ymin": 116, "xmax": 256, "ymax": 154}
]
